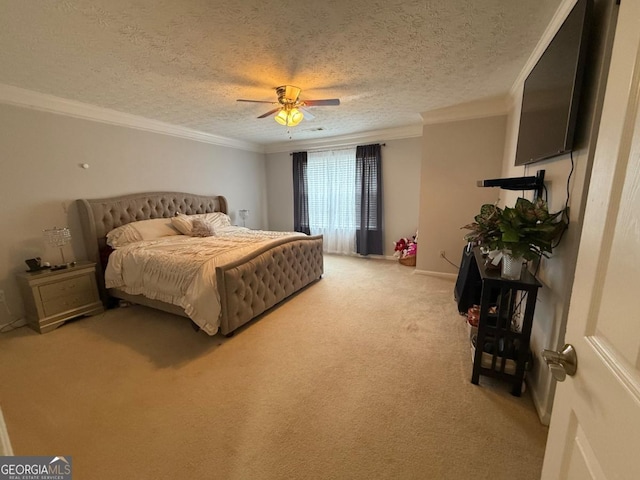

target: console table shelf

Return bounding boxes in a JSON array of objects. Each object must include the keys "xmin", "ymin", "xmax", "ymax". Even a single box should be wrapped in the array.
[{"xmin": 470, "ymin": 248, "xmax": 541, "ymax": 396}]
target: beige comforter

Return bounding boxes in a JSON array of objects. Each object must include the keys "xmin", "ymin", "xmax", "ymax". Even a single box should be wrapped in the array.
[{"xmin": 105, "ymin": 226, "xmax": 304, "ymax": 334}]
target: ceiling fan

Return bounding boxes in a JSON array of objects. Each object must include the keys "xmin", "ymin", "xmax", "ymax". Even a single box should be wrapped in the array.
[{"xmin": 237, "ymin": 85, "xmax": 340, "ymax": 127}]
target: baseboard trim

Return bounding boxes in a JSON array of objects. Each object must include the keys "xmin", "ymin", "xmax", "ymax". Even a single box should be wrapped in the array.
[
  {"xmin": 358, "ymin": 254, "xmax": 396, "ymax": 261},
  {"xmin": 413, "ymin": 269, "xmax": 457, "ymax": 281},
  {"xmin": 325, "ymin": 253, "xmax": 395, "ymax": 261},
  {"xmin": 527, "ymin": 378, "xmax": 552, "ymax": 426},
  {"xmin": 0, "ymin": 406, "xmax": 14, "ymax": 456}
]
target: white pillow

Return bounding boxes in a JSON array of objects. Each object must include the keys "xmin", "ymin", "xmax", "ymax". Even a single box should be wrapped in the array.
[
  {"xmin": 170, "ymin": 212, "xmax": 230, "ymax": 235},
  {"xmin": 106, "ymin": 218, "xmax": 180, "ymax": 248}
]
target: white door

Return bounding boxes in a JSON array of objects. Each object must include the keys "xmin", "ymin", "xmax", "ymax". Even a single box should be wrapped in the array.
[{"xmin": 541, "ymin": 0, "xmax": 640, "ymax": 478}]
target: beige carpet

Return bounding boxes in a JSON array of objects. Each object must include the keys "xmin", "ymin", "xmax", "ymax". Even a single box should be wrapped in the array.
[{"xmin": 0, "ymin": 255, "xmax": 547, "ymax": 479}]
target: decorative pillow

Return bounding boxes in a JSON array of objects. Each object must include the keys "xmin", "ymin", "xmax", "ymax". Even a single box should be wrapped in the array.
[
  {"xmin": 106, "ymin": 218, "xmax": 180, "ymax": 248},
  {"xmin": 190, "ymin": 219, "xmax": 217, "ymax": 237},
  {"xmin": 171, "ymin": 213, "xmax": 193, "ymax": 235},
  {"xmin": 199, "ymin": 212, "xmax": 231, "ymax": 228},
  {"xmin": 170, "ymin": 212, "xmax": 231, "ymax": 235},
  {"xmin": 106, "ymin": 224, "xmax": 142, "ymax": 247}
]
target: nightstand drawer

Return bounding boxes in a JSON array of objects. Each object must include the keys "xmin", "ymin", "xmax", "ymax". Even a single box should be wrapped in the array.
[
  {"xmin": 39, "ymin": 275, "xmax": 93, "ymax": 302},
  {"xmin": 42, "ymin": 289, "xmax": 97, "ymax": 317}
]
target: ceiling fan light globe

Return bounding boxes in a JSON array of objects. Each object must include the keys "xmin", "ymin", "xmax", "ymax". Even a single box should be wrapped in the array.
[
  {"xmin": 289, "ymin": 108, "xmax": 304, "ymax": 126},
  {"xmin": 274, "ymin": 107, "xmax": 304, "ymax": 127},
  {"xmin": 274, "ymin": 110, "xmax": 288, "ymax": 125}
]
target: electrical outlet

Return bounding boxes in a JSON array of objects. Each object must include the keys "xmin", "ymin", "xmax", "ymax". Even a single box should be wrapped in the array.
[
  {"xmin": 439, "ymin": 250, "xmax": 446, "ymax": 258},
  {"xmin": 0, "ymin": 290, "xmax": 5, "ymax": 303}
]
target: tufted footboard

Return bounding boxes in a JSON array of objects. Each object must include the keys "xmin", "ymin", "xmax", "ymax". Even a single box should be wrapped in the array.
[{"xmin": 216, "ymin": 235, "xmax": 323, "ymax": 335}]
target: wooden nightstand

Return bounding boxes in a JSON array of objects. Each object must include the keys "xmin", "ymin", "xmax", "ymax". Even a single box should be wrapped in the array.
[{"xmin": 16, "ymin": 261, "xmax": 104, "ymax": 333}]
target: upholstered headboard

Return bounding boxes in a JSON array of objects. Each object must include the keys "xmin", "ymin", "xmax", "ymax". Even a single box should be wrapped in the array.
[{"xmin": 77, "ymin": 191, "xmax": 228, "ymax": 302}]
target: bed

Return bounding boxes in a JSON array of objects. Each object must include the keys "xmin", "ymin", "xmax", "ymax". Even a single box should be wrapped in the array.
[{"xmin": 77, "ymin": 191, "xmax": 323, "ymax": 336}]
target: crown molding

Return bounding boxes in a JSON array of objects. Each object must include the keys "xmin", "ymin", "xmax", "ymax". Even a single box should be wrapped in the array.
[
  {"xmin": 0, "ymin": 84, "xmax": 264, "ymax": 153},
  {"xmin": 264, "ymin": 123, "xmax": 423, "ymax": 154},
  {"xmin": 509, "ymin": 0, "xmax": 578, "ymax": 97},
  {"xmin": 420, "ymin": 95, "xmax": 510, "ymax": 126}
]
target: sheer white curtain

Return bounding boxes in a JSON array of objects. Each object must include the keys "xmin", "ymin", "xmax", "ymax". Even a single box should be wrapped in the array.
[{"xmin": 307, "ymin": 148, "xmax": 357, "ymax": 254}]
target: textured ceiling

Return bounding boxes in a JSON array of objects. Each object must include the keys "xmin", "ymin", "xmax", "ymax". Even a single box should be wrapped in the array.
[{"xmin": 0, "ymin": 0, "xmax": 562, "ymax": 147}]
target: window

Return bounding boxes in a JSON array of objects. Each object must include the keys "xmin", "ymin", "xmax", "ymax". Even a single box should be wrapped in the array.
[
  {"xmin": 292, "ymin": 144, "xmax": 383, "ymax": 255},
  {"xmin": 307, "ymin": 148, "xmax": 357, "ymax": 254}
]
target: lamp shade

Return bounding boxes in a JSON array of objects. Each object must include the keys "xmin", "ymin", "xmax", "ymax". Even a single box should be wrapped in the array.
[
  {"xmin": 274, "ymin": 107, "xmax": 304, "ymax": 127},
  {"xmin": 274, "ymin": 109, "xmax": 288, "ymax": 125},
  {"xmin": 289, "ymin": 108, "xmax": 303, "ymax": 126},
  {"xmin": 43, "ymin": 227, "xmax": 72, "ymax": 266},
  {"xmin": 43, "ymin": 227, "xmax": 71, "ymax": 248}
]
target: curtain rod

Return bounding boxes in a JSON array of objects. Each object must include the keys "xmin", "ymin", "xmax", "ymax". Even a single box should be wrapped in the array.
[{"xmin": 290, "ymin": 143, "xmax": 386, "ymax": 156}]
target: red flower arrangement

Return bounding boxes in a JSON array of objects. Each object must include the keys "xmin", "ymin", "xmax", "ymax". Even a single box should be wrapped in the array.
[{"xmin": 393, "ymin": 236, "xmax": 417, "ymax": 259}]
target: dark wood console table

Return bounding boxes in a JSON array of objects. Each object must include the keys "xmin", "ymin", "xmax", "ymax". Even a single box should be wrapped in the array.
[{"xmin": 470, "ymin": 248, "xmax": 541, "ymax": 396}]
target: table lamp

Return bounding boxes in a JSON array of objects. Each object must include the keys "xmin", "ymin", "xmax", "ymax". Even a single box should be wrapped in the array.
[
  {"xmin": 43, "ymin": 227, "xmax": 72, "ymax": 269},
  {"xmin": 239, "ymin": 209, "xmax": 249, "ymax": 227}
]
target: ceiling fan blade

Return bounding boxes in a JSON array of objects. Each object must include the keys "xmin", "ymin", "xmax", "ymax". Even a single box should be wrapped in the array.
[
  {"xmin": 257, "ymin": 107, "xmax": 281, "ymax": 119},
  {"xmin": 303, "ymin": 99, "xmax": 340, "ymax": 107},
  {"xmin": 299, "ymin": 107, "xmax": 315, "ymax": 120},
  {"xmin": 237, "ymin": 99, "xmax": 278, "ymax": 104}
]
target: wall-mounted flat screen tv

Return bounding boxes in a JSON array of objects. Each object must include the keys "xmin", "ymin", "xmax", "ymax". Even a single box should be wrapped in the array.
[{"xmin": 515, "ymin": 0, "xmax": 592, "ymax": 166}]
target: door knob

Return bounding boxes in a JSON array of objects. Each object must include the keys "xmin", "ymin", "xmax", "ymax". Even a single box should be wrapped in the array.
[{"xmin": 542, "ymin": 344, "xmax": 577, "ymax": 382}]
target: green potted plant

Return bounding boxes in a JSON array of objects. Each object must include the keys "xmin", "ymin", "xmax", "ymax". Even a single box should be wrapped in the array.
[{"xmin": 462, "ymin": 197, "xmax": 568, "ymax": 279}]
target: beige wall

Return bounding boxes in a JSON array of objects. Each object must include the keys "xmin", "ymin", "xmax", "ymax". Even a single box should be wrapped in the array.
[
  {"xmin": 0, "ymin": 104, "xmax": 267, "ymax": 324},
  {"xmin": 499, "ymin": 0, "xmax": 618, "ymax": 423},
  {"xmin": 265, "ymin": 136, "xmax": 423, "ymax": 257},
  {"xmin": 264, "ymin": 151, "xmax": 294, "ymax": 232},
  {"xmin": 416, "ymin": 0, "xmax": 617, "ymax": 424},
  {"xmin": 416, "ymin": 115, "xmax": 506, "ymax": 274}
]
